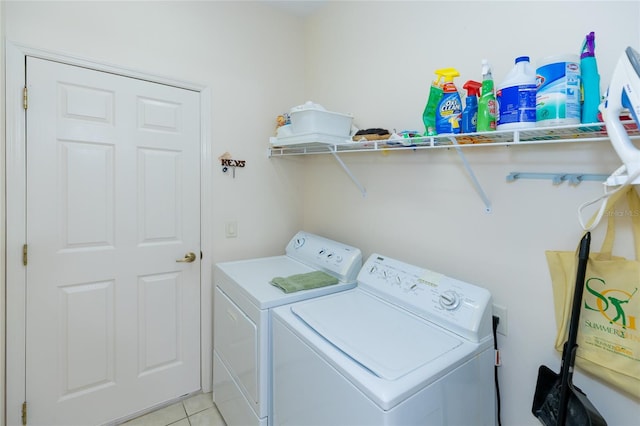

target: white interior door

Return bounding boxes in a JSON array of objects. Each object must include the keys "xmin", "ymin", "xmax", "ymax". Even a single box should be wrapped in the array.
[{"xmin": 24, "ymin": 57, "xmax": 201, "ymax": 425}]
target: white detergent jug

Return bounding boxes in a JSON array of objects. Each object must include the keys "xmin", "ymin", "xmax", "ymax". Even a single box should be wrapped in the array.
[{"xmin": 497, "ymin": 56, "xmax": 537, "ymax": 130}]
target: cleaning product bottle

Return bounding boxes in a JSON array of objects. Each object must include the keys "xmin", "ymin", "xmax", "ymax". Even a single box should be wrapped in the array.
[
  {"xmin": 477, "ymin": 60, "xmax": 497, "ymax": 132},
  {"xmin": 536, "ymin": 55, "xmax": 581, "ymax": 126},
  {"xmin": 496, "ymin": 56, "xmax": 537, "ymax": 130},
  {"xmin": 422, "ymin": 69, "xmax": 450, "ymax": 136},
  {"xmin": 462, "ymin": 80, "xmax": 481, "ymax": 133},
  {"xmin": 435, "ymin": 68, "xmax": 462, "ymax": 135},
  {"xmin": 580, "ymin": 31, "xmax": 601, "ymax": 123}
]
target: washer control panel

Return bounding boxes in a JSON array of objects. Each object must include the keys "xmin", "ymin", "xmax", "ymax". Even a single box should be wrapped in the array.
[
  {"xmin": 285, "ymin": 231, "xmax": 362, "ymax": 283},
  {"xmin": 358, "ymin": 253, "xmax": 492, "ymax": 342}
]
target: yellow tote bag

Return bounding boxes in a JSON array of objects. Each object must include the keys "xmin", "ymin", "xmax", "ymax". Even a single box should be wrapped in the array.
[{"xmin": 546, "ymin": 187, "xmax": 640, "ymax": 399}]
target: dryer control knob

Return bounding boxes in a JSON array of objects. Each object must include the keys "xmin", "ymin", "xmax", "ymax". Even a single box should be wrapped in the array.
[{"xmin": 439, "ymin": 290, "xmax": 460, "ymax": 310}]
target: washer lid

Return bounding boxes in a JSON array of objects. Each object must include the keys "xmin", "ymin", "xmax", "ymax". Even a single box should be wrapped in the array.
[{"xmin": 291, "ymin": 290, "xmax": 462, "ymax": 381}]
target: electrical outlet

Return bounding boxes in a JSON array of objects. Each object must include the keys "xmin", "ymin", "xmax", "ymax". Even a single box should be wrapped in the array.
[{"xmin": 493, "ymin": 304, "xmax": 508, "ymax": 336}]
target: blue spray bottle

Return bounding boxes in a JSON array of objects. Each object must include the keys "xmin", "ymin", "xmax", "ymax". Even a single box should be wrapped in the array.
[
  {"xmin": 462, "ymin": 80, "xmax": 481, "ymax": 133},
  {"xmin": 580, "ymin": 31, "xmax": 601, "ymax": 123}
]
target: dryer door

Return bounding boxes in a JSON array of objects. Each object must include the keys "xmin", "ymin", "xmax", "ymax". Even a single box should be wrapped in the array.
[{"xmin": 214, "ymin": 287, "xmax": 258, "ymax": 404}]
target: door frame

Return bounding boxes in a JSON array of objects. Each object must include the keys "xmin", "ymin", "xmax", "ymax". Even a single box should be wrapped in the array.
[{"xmin": 3, "ymin": 41, "xmax": 213, "ymax": 425}]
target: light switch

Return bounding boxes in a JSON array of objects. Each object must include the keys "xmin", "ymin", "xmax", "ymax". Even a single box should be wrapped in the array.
[{"xmin": 225, "ymin": 221, "xmax": 238, "ymax": 238}]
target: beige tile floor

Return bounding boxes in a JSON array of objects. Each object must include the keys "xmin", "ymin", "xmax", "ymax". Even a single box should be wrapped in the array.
[{"xmin": 120, "ymin": 392, "xmax": 226, "ymax": 426}]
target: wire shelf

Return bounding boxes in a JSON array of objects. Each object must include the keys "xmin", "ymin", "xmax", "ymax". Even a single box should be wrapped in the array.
[{"xmin": 268, "ymin": 121, "xmax": 639, "ymax": 156}]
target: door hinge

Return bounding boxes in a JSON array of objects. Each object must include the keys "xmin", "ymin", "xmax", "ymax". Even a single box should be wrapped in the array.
[
  {"xmin": 23, "ymin": 86, "xmax": 28, "ymax": 110},
  {"xmin": 22, "ymin": 401, "xmax": 27, "ymax": 425},
  {"xmin": 23, "ymin": 244, "xmax": 28, "ymax": 266}
]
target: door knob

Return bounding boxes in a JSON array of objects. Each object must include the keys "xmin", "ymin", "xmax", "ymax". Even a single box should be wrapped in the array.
[{"xmin": 176, "ymin": 252, "xmax": 197, "ymax": 263}]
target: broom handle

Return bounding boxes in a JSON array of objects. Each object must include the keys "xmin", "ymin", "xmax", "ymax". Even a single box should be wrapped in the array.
[{"xmin": 558, "ymin": 232, "xmax": 591, "ymax": 425}]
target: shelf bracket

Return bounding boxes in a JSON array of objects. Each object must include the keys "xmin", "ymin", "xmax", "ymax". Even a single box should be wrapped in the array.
[
  {"xmin": 506, "ymin": 172, "xmax": 610, "ymax": 185},
  {"xmin": 331, "ymin": 151, "xmax": 367, "ymax": 197},
  {"xmin": 448, "ymin": 136, "xmax": 492, "ymax": 213}
]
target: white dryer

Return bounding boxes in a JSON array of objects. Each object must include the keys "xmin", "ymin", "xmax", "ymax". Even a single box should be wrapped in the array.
[
  {"xmin": 272, "ymin": 253, "xmax": 496, "ymax": 426},
  {"xmin": 213, "ymin": 231, "xmax": 362, "ymax": 426}
]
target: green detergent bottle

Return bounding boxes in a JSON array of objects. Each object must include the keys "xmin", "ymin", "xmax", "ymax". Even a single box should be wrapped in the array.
[
  {"xmin": 477, "ymin": 60, "xmax": 497, "ymax": 132},
  {"xmin": 422, "ymin": 68, "xmax": 452, "ymax": 136}
]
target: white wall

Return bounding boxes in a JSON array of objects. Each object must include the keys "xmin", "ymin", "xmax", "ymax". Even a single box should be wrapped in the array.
[
  {"xmin": 3, "ymin": 1, "xmax": 640, "ymax": 425},
  {"xmin": 300, "ymin": 1, "xmax": 640, "ymax": 425},
  {"xmin": 1, "ymin": 1, "xmax": 6, "ymax": 424}
]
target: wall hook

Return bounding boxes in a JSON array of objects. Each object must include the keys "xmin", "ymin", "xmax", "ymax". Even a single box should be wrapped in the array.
[
  {"xmin": 218, "ymin": 152, "xmax": 246, "ymax": 178},
  {"xmin": 506, "ymin": 172, "xmax": 610, "ymax": 185}
]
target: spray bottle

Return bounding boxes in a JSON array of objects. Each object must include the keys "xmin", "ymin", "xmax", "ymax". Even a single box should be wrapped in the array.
[
  {"xmin": 580, "ymin": 31, "xmax": 601, "ymax": 123},
  {"xmin": 462, "ymin": 80, "xmax": 482, "ymax": 133},
  {"xmin": 477, "ymin": 60, "xmax": 497, "ymax": 131},
  {"xmin": 435, "ymin": 68, "xmax": 462, "ymax": 135},
  {"xmin": 422, "ymin": 69, "xmax": 451, "ymax": 136}
]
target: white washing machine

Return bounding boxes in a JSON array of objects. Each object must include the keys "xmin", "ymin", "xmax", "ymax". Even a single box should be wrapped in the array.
[
  {"xmin": 272, "ymin": 253, "xmax": 496, "ymax": 426},
  {"xmin": 213, "ymin": 231, "xmax": 362, "ymax": 426}
]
